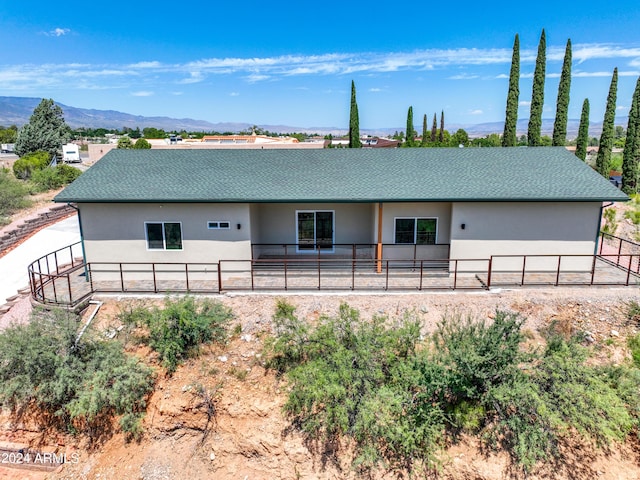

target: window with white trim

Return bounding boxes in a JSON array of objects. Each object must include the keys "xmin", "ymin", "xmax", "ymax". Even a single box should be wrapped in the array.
[
  {"xmin": 145, "ymin": 222, "xmax": 183, "ymax": 250},
  {"xmin": 207, "ymin": 221, "xmax": 230, "ymax": 230},
  {"xmin": 394, "ymin": 218, "xmax": 437, "ymax": 245}
]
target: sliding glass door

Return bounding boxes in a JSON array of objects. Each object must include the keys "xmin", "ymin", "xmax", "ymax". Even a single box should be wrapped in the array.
[{"xmin": 296, "ymin": 210, "xmax": 334, "ymax": 252}]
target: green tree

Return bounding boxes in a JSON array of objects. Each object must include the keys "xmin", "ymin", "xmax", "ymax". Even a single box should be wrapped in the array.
[
  {"xmin": 142, "ymin": 127, "xmax": 166, "ymax": 139},
  {"xmin": 622, "ymin": 77, "xmax": 640, "ymax": 193},
  {"xmin": 348, "ymin": 80, "xmax": 362, "ymax": 148},
  {"xmin": 0, "ymin": 125, "xmax": 18, "ymax": 144},
  {"xmin": 117, "ymin": 136, "xmax": 134, "ymax": 149},
  {"xmin": 404, "ymin": 106, "xmax": 415, "ymax": 147},
  {"xmin": 575, "ymin": 99, "xmax": 590, "ymax": 161},
  {"xmin": 596, "ymin": 68, "xmax": 619, "ymax": 178},
  {"xmin": 439, "ymin": 111, "xmax": 445, "ymax": 143},
  {"xmin": 431, "ymin": 113, "xmax": 437, "ymax": 142},
  {"xmin": 450, "ymin": 129, "xmax": 469, "ymax": 147},
  {"xmin": 421, "ymin": 114, "xmax": 428, "ymax": 146},
  {"xmin": 133, "ymin": 138, "xmax": 152, "ymax": 149},
  {"xmin": 15, "ymin": 99, "xmax": 71, "ymax": 157},
  {"xmin": 552, "ymin": 39, "xmax": 572, "ymax": 146},
  {"xmin": 503, "ymin": 34, "xmax": 520, "ymax": 147},
  {"xmin": 528, "ymin": 29, "xmax": 546, "ymax": 146}
]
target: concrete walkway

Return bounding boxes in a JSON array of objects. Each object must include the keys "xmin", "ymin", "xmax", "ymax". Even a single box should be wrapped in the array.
[{"xmin": 0, "ymin": 215, "xmax": 80, "ymax": 304}]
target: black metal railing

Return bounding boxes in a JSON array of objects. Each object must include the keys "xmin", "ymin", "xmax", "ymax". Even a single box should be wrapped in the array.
[{"xmin": 28, "ymin": 242, "xmax": 640, "ymax": 307}]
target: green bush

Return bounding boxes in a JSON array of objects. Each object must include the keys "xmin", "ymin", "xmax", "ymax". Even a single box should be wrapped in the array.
[
  {"xmin": 0, "ymin": 308, "xmax": 155, "ymax": 439},
  {"xmin": 266, "ymin": 303, "xmax": 640, "ymax": 474},
  {"xmin": 133, "ymin": 138, "xmax": 152, "ymax": 149},
  {"xmin": 0, "ymin": 169, "xmax": 30, "ymax": 224},
  {"xmin": 265, "ymin": 301, "xmax": 444, "ymax": 472},
  {"xmin": 30, "ymin": 164, "xmax": 82, "ymax": 192},
  {"xmin": 12, "ymin": 150, "xmax": 50, "ymax": 179},
  {"xmin": 120, "ymin": 296, "xmax": 233, "ymax": 374}
]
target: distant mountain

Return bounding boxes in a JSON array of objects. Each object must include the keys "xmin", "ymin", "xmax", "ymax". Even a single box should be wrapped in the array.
[{"xmin": 0, "ymin": 96, "xmax": 628, "ymax": 139}]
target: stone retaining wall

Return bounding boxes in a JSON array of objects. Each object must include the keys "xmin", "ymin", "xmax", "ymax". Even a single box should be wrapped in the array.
[{"xmin": 0, "ymin": 204, "xmax": 75, "ymax": 253}]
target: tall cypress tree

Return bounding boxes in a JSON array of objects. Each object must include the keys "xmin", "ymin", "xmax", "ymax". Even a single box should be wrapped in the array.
[
  {"xmin": 596, "ymin": 68, "xmax": 618, "ymax": 177},
  {"xmin": 348, "ymin": 80, "xmax": 362, "ymax": 148},
  {"xmin": 439, "ymin": 111, "xmax": 445, "ymax": 143},
  {"xmin": 421, "ymin": 114, "xmax": 428, "ymax": 147},
  {"xmin": 431, "ymin": 113, "xmax": 437, "ymax": 142},
  {"xmin": 502, "ymin": 34, "xmax": 520, "ymax": 147},
  {"xmin": 552, "ymin": 38, "xmax": 572, "ymax": 146},
  {"xmin": 575, "ymin": 98, "xmax": 590, "ymax": 161},
  {"xmin": 528, "ymin": 29, "xmax": 546, "ymax": 146},
  {"xmin": 622, "ymin": 76, "xmax": 640, "ymax": 193},
  {"xmin": 405, "ymin": 106, "xmax": 415, "ymax": 147}
]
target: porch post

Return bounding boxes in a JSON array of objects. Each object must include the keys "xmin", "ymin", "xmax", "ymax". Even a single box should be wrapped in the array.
[{"xmin": 376, "ymin": 202, "xmax": 383, "ymax": 273}]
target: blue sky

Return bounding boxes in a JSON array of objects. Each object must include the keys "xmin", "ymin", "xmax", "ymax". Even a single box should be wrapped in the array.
[{"xmin": 1, "ymin": 0, "xmax": 640, "ymax": 131}]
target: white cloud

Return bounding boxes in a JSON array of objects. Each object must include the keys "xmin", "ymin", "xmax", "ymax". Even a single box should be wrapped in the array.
[
  {"xmin": 131, "ymin": 91, "xmax": 153, "ymax": 97},
  {"xmin": 469, "ymin": 109, "xmax": 483, "ymax": 115},
  {"xmin": 519, "ymin": 101, "xmax": 531, "ymax": 107},
  {"xmin": 617, "ymin": 105, "xmax": 628, "ymax": 110},
  {"xmin": 369, "ymin": 88, "xmax": 382, "ymax": 92},
  {"xmin": 46, "ymin": 28, "xmax": 70, "ymax": 37},
  {"xmin": 229, "ymin": 92, "xmax": 240, "ymax": 96},
  {"xmin": 449, "ymin": 74, "xmax": 479, "ymax": 80}
]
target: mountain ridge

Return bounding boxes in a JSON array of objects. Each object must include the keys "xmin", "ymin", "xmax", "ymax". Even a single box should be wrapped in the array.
[{"xmin": 0, "ymin": 95, "xmax": 626, "ymax": 138}]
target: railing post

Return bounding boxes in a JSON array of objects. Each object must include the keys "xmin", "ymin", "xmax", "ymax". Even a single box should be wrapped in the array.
[
  {"xmin": 618, "ymin": 239, "xmax": 623, "ymax": 267},
  {"xmin": 351, "ymin": 257, "xmax": 355, "ymax": 291},
  {"xmin": 52, "ymin": 276, "xmax": 58, "ymax": 304},
  {"xmin": 317, "ymin": 257, "xmax": 321, "ymax": 290},
  {"xmin": 67, "ymin": 274, "xmax": 72, "ymax": 305},
  {"xmin": 626, "ymin": 255, "xmax": 633, "ymax": 286},
  {"xmin": 453, "ymin": 260, "xmax": 458, "ymax": 290},
  {"xmin": 419, "ymin": 260, "xmax": 424, "ymax": 291},
  {"xmin": 185, "ymin": 264, "xmax": 190, "ymax": 291},
  {"xmin": 251, "ymin": 260, "xmax": 255, "ymax": 291},
  {"xmin": 152, "ymin": 263, "xmax": 157, "ymax": 293},
  {"xmin": 385, "ymin": 260, "xmax": 389, "ymax": 291},
  {"xmin": 590, "ymin": 255, "xmax": 597, "ymax": 285},
  {"xmin": 54, "ymin": 251, "xmax": 59, "ymax": 275},
  {"xmin": 487, "ymin": 257, "xmax": 493, "ymax": 288},
  {"xmin": 521, "ymin": 256, "xmax": 527, "ymax": 286},
  {"xmin": 89, "ymin": 264, "xmax": 94, "ymax": 293},
  {"xmin": 598, "ymin": 232, "xmax": 604, "ymax": 255},
  {"xmin": 555, "ymin": 256, "xmax": 562, "ymax": 286},
  {"xmin": 120, "ymin": 263, "xmax": 125, "ymax": 291},
  {"xmin": 217, "ymin": 261, "xmax": 223, "ymax": 293}
]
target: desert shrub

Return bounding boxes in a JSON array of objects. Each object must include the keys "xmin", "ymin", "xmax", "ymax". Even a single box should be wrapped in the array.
[
  {"xmin": 486, "ymin": 335, "xmax": 633, "ymax": 470},
  {"xmin": 601, "ymin": 207, "xmax": 618, "ymax": 235},
  {"xmin": 0, "ymin": 169, "xmax": 30, "ymax": 224},
  {"xmin": 432, "ymin": 310, "xmax": 526, "ymax": 403},
  {"xmin": 267, "ymin": 303, "xmax": 640, "ymax": 474},
  {"xmin": 266, "ymin": 301, "xmax": 444, "ymax": 472},
  {"xmin": 30, "ymin": 164, "xmax": 82, "ymax": 191},
  {"xmin": 0, "ymin": 308, "xmax": 155, "ymax": 439},
  {"xmin": 625, "ymin": 208, "xmax": 640, "ymax": 225},
  {"xmin": 12, "ymin": 150, "xmax": 50, "ymax": 179},
  {"xmin": 122, "ymin": 296, "xmax": 233, "ymax": 373}
]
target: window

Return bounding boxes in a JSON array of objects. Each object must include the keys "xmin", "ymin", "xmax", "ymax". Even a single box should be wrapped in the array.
[
  {"xmin": 145, "ymin": 222, "xmax": 183, "ymax": 250},
  {"xmin": 394, "ymin": 218, "xmax": 437, "ymax": 245},
  {"xmin": 207, "ymin": 221, "xmax": 230, "ymax": 230},
  {"xmin": 296, "ymin": 210, "xmax": 334, "ymax": 252}
]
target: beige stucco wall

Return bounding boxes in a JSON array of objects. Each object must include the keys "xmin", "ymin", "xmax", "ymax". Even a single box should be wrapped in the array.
[
  {"xmin": 250, "ymin": 203, "xmax": 374, "ymax": 245},
  {"xmin": 79, "ymin": 203, "xmax": 252, "ymax": 265},
  {"xmin": 449, "ymin": 202, "xmax": 602, "ymax": 271}
]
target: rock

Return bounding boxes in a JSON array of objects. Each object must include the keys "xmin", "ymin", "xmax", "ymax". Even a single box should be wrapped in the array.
[
  {"xmin": 218, "ymin": 355, "xmax": 228, "ymax": 362},
  {"xmin": 210, "ymin": 452, "xmax": 216, "ymax": 461},
  {"xmin": 611, "ymin": 330, "xmax": 620, "ymax": 337},
  {"xmin": 240, "ymin": 334, "xmax": 252, "ymax": 342}
]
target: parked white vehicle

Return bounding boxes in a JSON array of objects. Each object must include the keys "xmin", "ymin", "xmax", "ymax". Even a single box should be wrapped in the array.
[{"xmin": 62, "ymin": 143, "xmax": 81, "ymax": 163}]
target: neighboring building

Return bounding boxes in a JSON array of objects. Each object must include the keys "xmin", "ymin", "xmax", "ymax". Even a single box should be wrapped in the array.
[
  {"xmin": 87, "ymin": 134, "xmax": 325, "ymax": 162},
  {"xmin": 55, "ymin": 147, "xmax": 628, "ymax": 273}
]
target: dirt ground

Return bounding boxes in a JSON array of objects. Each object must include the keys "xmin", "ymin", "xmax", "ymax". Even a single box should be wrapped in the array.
[{"xmin": 2, "ymin": 287, "xmax": 640, "ymax": 480}]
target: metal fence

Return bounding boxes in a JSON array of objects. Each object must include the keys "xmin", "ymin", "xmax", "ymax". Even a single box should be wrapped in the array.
[{"xmin": 29, "ymin": 243, "xmax": 640, "ymax": 307}]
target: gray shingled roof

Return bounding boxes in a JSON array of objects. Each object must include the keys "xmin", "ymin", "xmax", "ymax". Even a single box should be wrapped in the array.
[{"xmin": 54, "ymin": 147, "xmax": 629, "ymax": 203}]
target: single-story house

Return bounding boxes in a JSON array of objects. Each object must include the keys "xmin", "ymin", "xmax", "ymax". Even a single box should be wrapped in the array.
[{"xmin": 54, "ymin": 147, "xmax": 628, "ymax": 275}]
